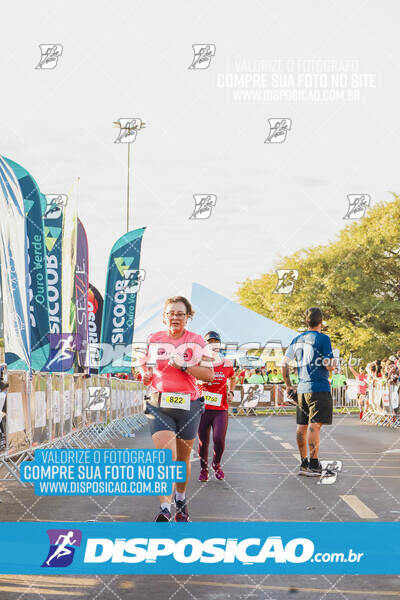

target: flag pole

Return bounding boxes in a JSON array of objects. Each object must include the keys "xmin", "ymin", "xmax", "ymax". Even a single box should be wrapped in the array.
[
  {"xmin": 127, "ymin": 143, "xmax": 131, "ymax": 233},
  {"xmin": 113, "ymin": 119, "xmax": 145, "ymax": 234}
]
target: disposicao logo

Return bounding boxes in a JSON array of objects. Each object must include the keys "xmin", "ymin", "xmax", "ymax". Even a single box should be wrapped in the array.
[
  {"xmin": 42, "ymin": 529, "xmax": 82, "ymax": 568},
  {"xmin": 83, "ymin": 536, "xmax": 314, "ymax": 565}
]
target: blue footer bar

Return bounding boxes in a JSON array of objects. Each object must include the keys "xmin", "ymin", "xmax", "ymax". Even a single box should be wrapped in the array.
[{"xmin": 0, "ymin": 522, "xmax": 398, "ymax": 574}]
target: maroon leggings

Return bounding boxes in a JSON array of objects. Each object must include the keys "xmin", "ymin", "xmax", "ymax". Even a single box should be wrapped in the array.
[{"xmin": 198, "ymin": 409, "xmax": 229, "ymax": 470}]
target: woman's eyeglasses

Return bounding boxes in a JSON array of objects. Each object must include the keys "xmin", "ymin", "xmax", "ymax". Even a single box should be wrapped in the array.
[{"xmin": 165, "ymin": 311, "xmax": 187, "ymax": 318}]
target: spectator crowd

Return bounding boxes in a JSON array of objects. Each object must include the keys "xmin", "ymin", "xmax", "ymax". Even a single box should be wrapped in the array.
[{"xmin": 234, "ymin": 366, "xmax": 298, "ymax": 385}]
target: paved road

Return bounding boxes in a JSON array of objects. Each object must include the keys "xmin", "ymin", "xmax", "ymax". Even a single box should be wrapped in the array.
[{"xmin": 0, "ymin": 414, "xmax": 399, "ymax": 598}]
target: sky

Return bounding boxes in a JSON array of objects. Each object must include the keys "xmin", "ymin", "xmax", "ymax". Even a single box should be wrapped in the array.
[{"xmin": 1, "ymin": 0, "xmax": 399, "ymax": 319}]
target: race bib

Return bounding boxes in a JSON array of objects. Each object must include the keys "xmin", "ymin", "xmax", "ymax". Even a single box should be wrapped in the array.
[
  {"xmin": 203, "ymin": 392, "xmax": 223, "ymax": 407},
  {"xmin": 160, "ymin": 392, "xmax": 191, "ymax": 411}
]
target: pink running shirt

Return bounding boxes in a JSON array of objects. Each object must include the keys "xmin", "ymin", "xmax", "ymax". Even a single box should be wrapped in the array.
[{"xmin": 145, "ymin": 330, "xmax": 208, "ymax": 401}]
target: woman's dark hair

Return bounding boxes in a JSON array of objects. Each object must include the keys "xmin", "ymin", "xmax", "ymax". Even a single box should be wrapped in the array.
[
  {"xmin": 163, "ymin": 296, "xmax": 195, "ymax": 319},
  {"xmin": 305, "ymin": 307, "xmax": 323, "ymax": 328}
]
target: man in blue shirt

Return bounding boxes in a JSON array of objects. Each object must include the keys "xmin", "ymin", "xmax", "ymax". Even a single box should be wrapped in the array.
[{"xmin": 281, "ymin": 307, "xmax": 336, "ymax": 476}]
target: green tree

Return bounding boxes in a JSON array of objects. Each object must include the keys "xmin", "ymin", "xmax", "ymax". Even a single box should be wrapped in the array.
[{"xmin": 236, "ymin": 195, "xmax": 400, "ymax": 363}]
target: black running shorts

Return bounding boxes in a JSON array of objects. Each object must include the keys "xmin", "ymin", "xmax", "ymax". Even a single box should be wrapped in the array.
[
  {"xmin": 296, "ymin": 391, "xmax": 333, "ymax": 425},
  {"xmin": 146, "ymin": 397, "xmax": 204, "ymax": 440}
]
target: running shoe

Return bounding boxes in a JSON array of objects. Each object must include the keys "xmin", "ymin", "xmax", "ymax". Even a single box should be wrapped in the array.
[
  {"xmin": 198, "ymin": 469, "xmax": 209, "ymax": 482},
  {"xmin": 298, "ymin": 458, "xmax": 309, "ymax": 476},
  {"xmin": 212, "ymin": 463, "xmax": 225, "ymax": 481},
  {"xmin": 155, "ymin": 507, "xmax": 171, "ymax": 522},
  {"xmin": 174, "ymin": 495, "xmax": 190, "ymax": 522},
  {"xmin": 305, "ymin": 461, "xmax": 323, "ymax": 477}
]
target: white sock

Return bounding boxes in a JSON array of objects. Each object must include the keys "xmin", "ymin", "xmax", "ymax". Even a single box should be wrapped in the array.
[
  {"xmin": 175, "ymin": 492, "xmax": 185, "ymax": 501},
  {"xmin": 161, "ymin": 502, "xmax": 171, "ymax": 512}
]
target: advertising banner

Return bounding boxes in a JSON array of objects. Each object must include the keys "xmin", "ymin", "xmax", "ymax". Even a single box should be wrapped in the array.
[
  {"xmin": 100, "ymin": 228, "xmax": 145, "ymax": 374},
  {"xmin": 88, "ymin": 283, "xmax": 103, "ymax": 374},
  {"xmin": 75, "ymin": 219, "xmax": 89, "ymax": 369},
  {"xmin": 5, "ymin": 157, "xmax": 50, "ymax": 371},
  {"xmin": 0, "ymin": 156, "xmax": 31, "ymax": 370}
]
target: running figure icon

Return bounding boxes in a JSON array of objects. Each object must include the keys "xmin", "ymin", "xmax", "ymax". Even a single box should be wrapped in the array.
[
  {"xmin": 42, "ymin": 529, "xmax": 82, "ymax": 568},
  {"xmin": 46, "ymin": 531, "xmax": 77, "ymax": 566}
]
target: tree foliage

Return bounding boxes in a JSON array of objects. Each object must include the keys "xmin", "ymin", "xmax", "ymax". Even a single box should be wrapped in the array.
[{"xmin": 236, "ymin": 195, "xmax": 400, "ymax": 363}]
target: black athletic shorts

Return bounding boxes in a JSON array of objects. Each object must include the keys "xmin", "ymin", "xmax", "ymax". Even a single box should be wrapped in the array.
[
  {"xmin": 146, "ymin": 397, "xmax": 204, "ymax": 440},
  {"xmin": 296, "ymin": 391, "xmax": 333, "ymax": 425}
]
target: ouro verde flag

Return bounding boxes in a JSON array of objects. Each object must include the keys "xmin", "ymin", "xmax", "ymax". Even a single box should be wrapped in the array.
[
  {"xmin": 0, "ymin": 156, "xmax": 31, "ymax": 370},
  {"xmin": 4, "ymin": 157, "xmax": 50, "ymax": 371}
]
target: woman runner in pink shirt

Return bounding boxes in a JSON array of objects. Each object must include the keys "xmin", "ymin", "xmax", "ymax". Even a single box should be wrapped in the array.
[{"xmin": 139, "ymin": 296, "xmax": 214, "ymax": 522}]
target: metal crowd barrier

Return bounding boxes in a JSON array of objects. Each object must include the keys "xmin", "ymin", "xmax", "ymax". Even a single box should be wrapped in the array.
[
  {"xmin": 331, "ymin": 379, "xmax": 359, "ymax": 414},
  {"xmin": 0, "ymin": 370, "xmax": 147, "ymax": 486},
  {"xmin": 361, "ymin": 382, "xmax": 400, "ymax": 429},
  {"xmin": 229, "ymin": 381, "xmax": 361, "ymax": 416},
  {"xmin": 229, "ymin": 380, "xmax": 400, "ymax": 428}
]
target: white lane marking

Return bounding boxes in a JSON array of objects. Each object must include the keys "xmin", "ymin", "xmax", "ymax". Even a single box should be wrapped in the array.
[
  {"xmin": 281, "ymin": 442, "xmax": 294, "ymax": 450},
  {"xmin": 384, "ymin": 449, "xmax": 400, "ymax": 454},
  {"xmin": 340, "ymin": 495, "xmax": 378, "ymax": 519},
  {"xmin": 239, "ymin": 450, "xmax": 388, "ymax": 455},
  {"xmin": 272, "ymin": 436, "xmax": 282, "ymax": 440},
  {"xmin": 293, "ymin": 453, "xmax": 299, "ymax": 459}
]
